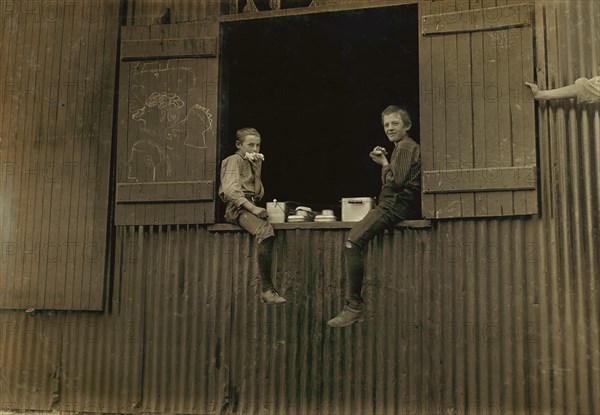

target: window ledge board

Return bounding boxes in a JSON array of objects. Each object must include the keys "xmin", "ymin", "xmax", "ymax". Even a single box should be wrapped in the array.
[{"xmin": 208, "ymin": 220, "xmax": 431, "ymax": 232}]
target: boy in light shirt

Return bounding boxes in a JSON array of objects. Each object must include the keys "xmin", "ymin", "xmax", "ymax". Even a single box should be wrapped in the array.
[{"xmin": 219, "ymin": 127, "xmax": 286, "ymax": 304}]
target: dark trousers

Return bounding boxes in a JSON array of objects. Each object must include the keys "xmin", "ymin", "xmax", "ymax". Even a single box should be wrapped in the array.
[
  {"xmin": 237, "ymin": 211, "xmax": 276, "ymax": 291},
  {"xmin": 345, "ymin": 195, "xmax": 417, "ymax": 303}
]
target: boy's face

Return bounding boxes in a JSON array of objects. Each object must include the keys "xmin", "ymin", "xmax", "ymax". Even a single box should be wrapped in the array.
[
  {"xmin": 236, "ymin": 134, "xmax": 261, "ymax": 154},
  {"xmin": 382, "ymin": 112, "xmax": 410, "ymax": 143}
]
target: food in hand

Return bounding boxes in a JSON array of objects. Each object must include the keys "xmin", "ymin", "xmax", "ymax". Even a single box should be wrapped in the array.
[
  {"xmin": 370, "ymin": 146, "xmax": 388, "ymax": 157},
  {"xmin": 244, "ymin": 152, "xmax": 265, "ymax": 162}
]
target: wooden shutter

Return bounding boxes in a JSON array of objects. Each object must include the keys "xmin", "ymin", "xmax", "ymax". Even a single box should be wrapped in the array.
[
  {"xmin": 115, "ymin": 22, "xmax": 218, "ymax": 225},
  {"xmin": 419, "ymin": 1, "xmax": 537, "ymax": 219},
  {"xmin": 0, "ymin": 1, "xmax": 119, "ymax": 310}
]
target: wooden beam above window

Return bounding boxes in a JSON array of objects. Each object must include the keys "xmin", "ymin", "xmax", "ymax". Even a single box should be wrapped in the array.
[
  {"xmin": 121, "ymin": 37, "xmax": 217, "ymax": 60},
  {"xmin": 221, "ymin": 0, "xmax": 417, "ymax": 22},
  {"xmin": 422, "ymin": 4, "xmax": 534, "ymax": 35}
]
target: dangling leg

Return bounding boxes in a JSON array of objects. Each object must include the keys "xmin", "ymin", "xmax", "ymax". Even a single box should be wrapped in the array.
[
  {"xmin": 238, "ymin": 211, "xmax": 286, "ymax": 304},
  {"xmin": 345, "ymin": 240, "xmax": 366, "ymax": 306},
  {"xmin": 257, "ymin": 236, "xmax": 275, "ymax": 291},
  {"xmin": 257, "ymin": 236, "xmax": 286, "ymax": 304},
  {"xmin": 327, "ymin": 205, "xmax": 394, "ymax": 327},
  {"xmin": 327, "ymin": 240, "xmax": 366, "ymax": 327}
]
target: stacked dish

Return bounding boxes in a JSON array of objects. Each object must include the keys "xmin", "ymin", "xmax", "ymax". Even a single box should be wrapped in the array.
[
  {"xmin": 288, "ymin": 206, "xmax": 315, "ymax": 222},
  {"xmin": 287, "ymin": 215, "xmax": 308, "ymax": 223},
  {"xmin": 314, "ymin": 209, "xmax": 337, "ymax": 222}
]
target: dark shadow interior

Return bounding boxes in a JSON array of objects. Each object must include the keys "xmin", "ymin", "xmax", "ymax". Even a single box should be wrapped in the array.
[{"xmin": 219, "ymin": 4, "xmax": 419, "ymax": 217}]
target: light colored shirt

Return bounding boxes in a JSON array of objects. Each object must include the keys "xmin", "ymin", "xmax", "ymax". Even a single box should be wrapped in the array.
[
  {"xmin": 219, "ymin": 151, "xmax": 264, "ymax": 222},
  {"xmin": 575, "ymin": 76, "xmax": 600, "ymax": 103}
]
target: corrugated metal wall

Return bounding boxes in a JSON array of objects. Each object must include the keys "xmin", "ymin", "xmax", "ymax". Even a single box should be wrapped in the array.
[
  {"xmin": 1, "ymin": 0, "xmax": 599, "ymax": 414},
  {"xmin": 532, "ymin": 1, "xmax": 600, "ymax": 414}
]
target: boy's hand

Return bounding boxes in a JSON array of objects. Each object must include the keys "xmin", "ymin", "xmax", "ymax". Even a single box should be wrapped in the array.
[
  {"xmin": 525, "ymin": 82, "xmax": 540, "ymax": 99},
  {"xmin": 251, "ymin": 206, "xmax": 268, "ymax": 219},
  {"xmin": 369, "ymin": 146, "xmax": 389, "ymax": 166}
]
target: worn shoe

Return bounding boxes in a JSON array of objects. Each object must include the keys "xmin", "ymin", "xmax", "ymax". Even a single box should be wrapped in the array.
[
  {"xmin": 260, "ymin": 288, "xmax": 287, "ymax": 304},
  {"xmin": 327, "ymin": 301, "xmax": 366, "ymax": 327}
]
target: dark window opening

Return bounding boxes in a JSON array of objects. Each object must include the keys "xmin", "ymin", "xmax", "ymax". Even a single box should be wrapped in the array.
[{"xmin": 219, "ymin": 5, "xmax": 419, "ymax": 218}]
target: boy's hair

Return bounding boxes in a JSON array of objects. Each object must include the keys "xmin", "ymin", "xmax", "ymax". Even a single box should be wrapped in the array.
[
  {"xmin": 381, "ymin": 105, "xmax": 412, "ymax": 129},
  {"xmin": 236, "ymin": 127, "xmax": 261, "ymax": 143}
]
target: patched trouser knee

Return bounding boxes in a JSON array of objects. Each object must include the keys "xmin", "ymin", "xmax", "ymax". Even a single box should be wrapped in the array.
[{"xmin": 237, "ymin": 211, "xmax": 275, "ymax": 244}]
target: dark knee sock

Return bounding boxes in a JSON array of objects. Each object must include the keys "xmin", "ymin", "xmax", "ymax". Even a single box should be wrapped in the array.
[
  {"xmin": 257, "ymin": 237, "xmax": 275, "ymax": 291},
  {"xmin": 345, "ymin": 240, "xmax": 364, "ymax": 302}
]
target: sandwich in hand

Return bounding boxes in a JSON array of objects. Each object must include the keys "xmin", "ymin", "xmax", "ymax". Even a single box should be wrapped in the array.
[{"xmin": 244, "ymin": 152, "xmax": 265, "ymax": 162}]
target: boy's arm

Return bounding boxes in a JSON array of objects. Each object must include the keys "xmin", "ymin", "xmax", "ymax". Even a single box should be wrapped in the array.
[
  {"xmin": 526, "ymin": 78, "xmax": 600, "ymax": 103},
  {"xmin": 525, "ymin": 82, "xmax": 577, "ymax": 100}
]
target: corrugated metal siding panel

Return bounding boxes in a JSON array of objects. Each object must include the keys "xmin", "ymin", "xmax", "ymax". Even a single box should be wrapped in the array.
[
  {"xmin": 1, "ymin": 215, "xmax": 598, "ymax": 414},
  {"xmin": 56, "ymin": 226, "xmax": 145, "ymax": 413},
  {"xmin": 0, "ymin": 313, "xmax": 61, "ymax": 411},
  {"xmin": 420, "ymin": 219, "xmax": 542, "ymax": 414},
  {"xmin": 137, "ymin": 225, "xmax": 230, "ymax": 413},
  {"xmin": 225, "ymin": 228, "xmax": 426, "ymax": 415},
  {"xmin": 535, "ymin": 1, "xmax": 600, "ymax": 414}
]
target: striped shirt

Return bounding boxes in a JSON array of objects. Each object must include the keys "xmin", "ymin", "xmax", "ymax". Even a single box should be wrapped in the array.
[{"xmin": 380, "ymin": 137, "xmax": 421, "ymax": 201}]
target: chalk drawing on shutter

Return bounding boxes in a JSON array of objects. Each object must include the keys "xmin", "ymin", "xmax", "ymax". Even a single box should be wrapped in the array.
[
  {"xmin": 126, "ymin": 140, "xmax": 171, "ymax": 182},
  {"xmin": 127, "ymin": 90, "xmax": 213, "ymax": 183}
]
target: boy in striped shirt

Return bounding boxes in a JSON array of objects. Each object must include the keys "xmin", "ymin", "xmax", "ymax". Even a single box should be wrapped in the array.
[{"xmin": 328, "ymin": 106, "xmax": 421, "ymax": 327}]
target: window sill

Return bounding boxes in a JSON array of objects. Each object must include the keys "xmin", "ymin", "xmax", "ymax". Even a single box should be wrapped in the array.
[{"xmin": 208, "ymin": 220, "xmax": 431, "ymax": 232}]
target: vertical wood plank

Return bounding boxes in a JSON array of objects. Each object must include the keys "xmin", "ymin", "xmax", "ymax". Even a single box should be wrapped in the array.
[
  {"xmin": 65, "ymin": 1, "xmax": 91, "ymax": 310},
  {"xmin": 16, "ymin": 4, "xmax": 40, "ymax": 308},
  {"xmin": 137, "ymin": 26, "xmax": 152, "ymax": 226},
  {"xmin": 81, "ymin": 0, "xmax": 109, "ymax": 309},
  {"xmin": 0, "ymin": 7, "xmax": 13, "ymax": 306},
  {"xmin": 521, "ymin": 24, "xmax": 537, "ymax": 214},
  {"xmin": 483, "ymin": 31, "xmax": 502, "ymax": 217},
  {"xmin": 148, "ymin": 24, "xmax": 166, "ymax": 226},
  {"xmin": 204, "ymin": 20, "xmax": 219, "ymax": 224},
  {"xmin": 13, "ymin": 5, "xmax": 35, "ymax": 308},
  {"xmin": 16, "ymin": 0, "xmax": 39, "ymax": 309},
  {"xmin": 441, "ymin": 29, "xmax": 462, "ymax": 218},
  {"xmin": 59, "ymin": 0, "xmax": 83, "ymax": 309},
  {"xmin": 456, "ymin": 26, "xmax": 475, "ymax": 217},
  {"xmin": 117, "ymin": 63, "xmax": 135, "ymax": 225},
  {"xmin": 89, "ymin": 0, "xmax": 120, "ymax": 310},
  {"xmin": 77, "ymin": 1, "xmax": 99, "ymax": 310},
  {"xmin": 49, "ymin": 0, "xmax": 75, "ymax": 309},
  {"xmin": 192, "ymin": 25, "xmax": 207, "ymax": 225},
  {"xmin": 470, "ymin": 4, "xmax": 487, "ymax": 216},
  {"xmin": 431, "ymin": 16, "xmax": 449, "ymax": 219},
  {"xmin": 509, "ymin": 26, "xmax": 527, "ymax": 215},
  {"xmin": 419, "ymin": 0, "xmax": 435, "ymax": 218},
  {"xmin": 496, "ymin": 29, "xmax": 516, "ymax": 213}
]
